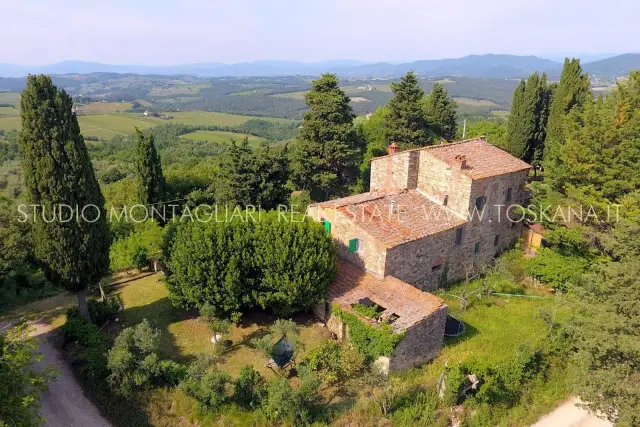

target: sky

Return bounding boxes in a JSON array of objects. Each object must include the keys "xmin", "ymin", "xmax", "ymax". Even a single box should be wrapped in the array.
[{"xmin": 1, "ymin": 0, "xmax": 638, "ymax": 65}]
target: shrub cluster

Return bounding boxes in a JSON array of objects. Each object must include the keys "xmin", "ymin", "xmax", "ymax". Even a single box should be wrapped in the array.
[
  {"xmin": 88, "ymin": 298, "xmax": 121, "ymax": 325},
  {"xmin": 61, "ymin": 308, "xmax": 112, "ymax": 381},
  {"xmin": 332, "ymin": 304, "xmax": 404, "ymax": 361},
  {"xmin": 166, "ymin": 211, "xmax": 337, "ymax": 317}
]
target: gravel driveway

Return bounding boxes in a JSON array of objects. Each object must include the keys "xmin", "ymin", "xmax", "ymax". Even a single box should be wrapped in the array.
[{"xmin": 31, "ymin": 322, "xmax": 112, "ymax": 427}]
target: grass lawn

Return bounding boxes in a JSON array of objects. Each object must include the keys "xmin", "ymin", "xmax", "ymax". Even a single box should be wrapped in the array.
[
  {"xmin": 179, "ymin": 130, "xmax": 266, "ymax": 146},
  {"xmin": 108, "ymin": 272, "xmax": 332, "ymax": 377}
]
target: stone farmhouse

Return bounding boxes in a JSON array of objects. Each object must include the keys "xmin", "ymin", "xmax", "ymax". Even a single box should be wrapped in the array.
[{"xmin": 309, "ymin": 137, "xmax": 531, "ymax": 371}]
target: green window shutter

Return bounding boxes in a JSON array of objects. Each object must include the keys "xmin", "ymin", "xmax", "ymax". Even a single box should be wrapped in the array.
[
  {"xmin": 323, "ymin": 219, "xmax": 331, "ymax": 233},
  {"xmin": 348, "ymin": 238, "xmax": 358, "ymax": 253}
]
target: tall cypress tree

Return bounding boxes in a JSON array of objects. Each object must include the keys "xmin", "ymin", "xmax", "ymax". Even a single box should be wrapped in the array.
[
  {"xmin": 422, "ymin": 82, "xmax": 458, "ymax": 141},
  {"xmin": 290, "ymin": 73, "xmax": 363, "ymax": 201},
  {"xmin": 134, "ymin": 128, "xmax": 165, "ymax": 206},
  {"xmin": 387, "ymin": 71, "xmax": 431, "ymax": 146},
  {"xmin": 19, "ymin": 75, "xmax": 110, "ymax": 318},
  {"xmin": 506, "ymin": 72, "xmax": 552, "ymax": 166},
  {"xmin": 544, "ymin": 58, "xmax": 590, "ymax": 176},
  {"xmin": 506, "ymin": 79, "xmax": 534, "ymax": 159},
  {"xmin": 216, "ymin": 137, "xmax": 256, "ymax": 207}
]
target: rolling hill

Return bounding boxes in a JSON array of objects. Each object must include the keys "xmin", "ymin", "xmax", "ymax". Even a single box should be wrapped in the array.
[{"xmin": 583, "ymin": 53, "xmax": 640, "ymax": 77}]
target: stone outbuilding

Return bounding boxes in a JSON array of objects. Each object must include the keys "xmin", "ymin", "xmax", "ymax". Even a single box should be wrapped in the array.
[
  {"xmin": 309, "ymin": 137, "xmax": 532, "ymax": 369},
  {"xmin": 316, "ymin": 261, "xmax": 447, "ymax": 372}
]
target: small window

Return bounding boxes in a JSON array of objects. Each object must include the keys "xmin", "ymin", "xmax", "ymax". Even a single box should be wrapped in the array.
[
  {"xmin": 321, "ymin": 218, "xmax": 331, "ymax": 233},
  {"xmin": 494, "ymin": 235, "xmax": 500, "ymax": 246},
  {"xmin": 348, "ymin": 238, "xmax": 363, "ymax": 253},
  {"xmin": 432, "ymin": 264, "xmax": 442, "ymax": 272},
  {"xmin": 474, "ymin": 242, "xmax": 481, "ymax": 255},
  {"xmin": 443, "ymin": 195, "xmax": 449, "ymax": 206},
  {"xmin": 475, "ymin": 196, "xmax": 486, "ymax": 210},
  {"xmin": 455, "ymin": 227, "xmax": 463, "ymax": 245},
  {"xmin": 506, "ymin": 188, "xmax": 512, "ymax": 202}
]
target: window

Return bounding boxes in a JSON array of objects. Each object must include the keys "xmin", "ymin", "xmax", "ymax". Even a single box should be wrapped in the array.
[
  {"xmin": 432, "ymin": 264, "xmax": 442, "ymax": 272},
  {"xmin": 443, "ymin": 195, "xmax": 449, "ymax": 206},
  {"xmin": 348, "ymin": 238, "xmax": 363, "ymax": 253},
  {"xmin": 506, "ymin": 188, "xmax": 512, "ymax": 202},
  {"xmin": 494, "ymin": 235, "xmax": 500, "ymax": 246},
  {"xmin": 321, "ymin": 218, "xmax": 331, "ymax": 233},
  {"xmin": 475, "ymin": 196, "xmax": 486, "ymax": 210},
  {"xmin": 455, "ymin": 227, "xmax": 464, "ymax": 245},
  {"xmin": 474, "ymin": 242, "xmax": 481, "ymax": 255}
]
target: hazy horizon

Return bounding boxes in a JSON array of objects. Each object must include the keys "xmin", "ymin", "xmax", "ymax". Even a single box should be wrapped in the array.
[{"xmin": 1, "ymin": 0, "xmax": 638, "ymax": 65}]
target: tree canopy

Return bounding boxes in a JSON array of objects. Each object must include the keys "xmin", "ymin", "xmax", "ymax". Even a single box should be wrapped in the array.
[
  {"xmin": 422, "ymin": 82, "xmax": 457, "ymax": 141},
  {"xmin": 19, "ymin": 74, "xmax": 111, "ymax": 318},
  {"xmin": 290, "ymin": 73, "xmax": 364, "ymax": 201},
  {"xmin": 386, "ymin": 72, "xmax": 431, "ymax": 147}
]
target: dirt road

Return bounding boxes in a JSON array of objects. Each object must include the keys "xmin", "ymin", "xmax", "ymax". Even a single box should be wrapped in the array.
[
  {"xmin": 31, "ymin": 323, "xmax": 112, "ymax": 427},
  {"xmin": 530, "ymin": 397, "xmax": 612, "ymax": 427}
]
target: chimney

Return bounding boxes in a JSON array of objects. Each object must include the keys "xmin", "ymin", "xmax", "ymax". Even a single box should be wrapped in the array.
[
  {"xmin": 455, "ymin": 154, "xmax": 467, "ymax": 169},
  {"xmin": 388, "ymin": 143, "xmax": 399, "ymax": 155}
]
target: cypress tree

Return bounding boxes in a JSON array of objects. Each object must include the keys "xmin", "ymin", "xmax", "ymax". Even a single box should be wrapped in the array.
[
  {"xmin": 216, "ymin": 137, "xmax": 256, "ymax": 207},
  {"xmin": 422, "ymin": 82, "xmax": 458, "ymax": 141},
  {"xmin": 290, "ymin": 73, "xmax": 363, "ymax": 201},
  {"xmin": 387, "ymin": 72, "xmax": 431, "ymax": 146},
  {"xmin": 544, "ymin": 58, "xmax": 590, "ymax": 177},
  {"xmin": 134, "ymin": 128, "xmax": 165, "ymax": 206},
  {"xmin": 19, "ymin": 75, "xmax": 110, "ymax": 319},
  {"xmin": 506, "ymin": 79, "xmax": 534, "ymax": 159},
  {"xmin": 506, "ymin": 73, "xmax": 552, "ymax": 166}
]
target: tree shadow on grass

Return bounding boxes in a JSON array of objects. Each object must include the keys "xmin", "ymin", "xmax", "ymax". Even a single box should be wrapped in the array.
[
  {"xmin": 443, "ymin": 320, "xmax": 479, "ymax": 347},
  {"xmin": 113, "ymin": 296, "xmax": 197, "ymax": 364}
]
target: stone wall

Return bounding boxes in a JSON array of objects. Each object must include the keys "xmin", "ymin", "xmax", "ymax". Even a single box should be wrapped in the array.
[
  {"xmin": 316, "ymin": 302, "xmax": 448, "ymax": 372},
  {"xmin": 389, "ymin": 305, "xmax": 448, "ymax": 371},
  {"xmin": 307, "ymin": 205, "xmax": 387, "ymax": 278},
  {"xmin": 416, "ymin": 151, "xmax": 473, "ymax": 218},
  {"xmin": 370, "ymin": 150, "xmax": 420, "ymax": 192}
]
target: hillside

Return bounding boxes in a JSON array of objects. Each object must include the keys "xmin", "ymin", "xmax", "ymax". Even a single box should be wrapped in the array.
[
  {"xmin": 583, "ymin": 53, "xmax": 640, "ymax": 77},
  {"xmin": 0, "ymin": 54, "xmax": 563, "ymax": 79}
]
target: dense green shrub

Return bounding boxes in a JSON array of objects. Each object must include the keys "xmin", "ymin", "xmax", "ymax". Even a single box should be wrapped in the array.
[
  {"xmin": 390, "ymin": 389, "xmax": 440, "ymax": 427},
  {"xmin": 166, "ymin": 218, "xmax": 256, "ymax": 314},
  {"xmin": 301, "ymin": 341, "xmax": 364, "ymax": 386},
  {"xmin": 261, "ymin": 368, "xmax": 323, "ymax": 425},
  {"xmin": 62, "ymin": 309, "xmax": 112, "ymax": 381},
  {"xmin": 525, "ymin": 247, "xmax": 588, "ymax": 291},
  {"xmin": 252, "ymin": 212, "xmax": 336, "ymax": 317},
  {"xmin": 233, "ymin": 365, "xmax": 265, "ymax": 409},
  {"xmin": 157, "ymin": 360, "xmax": 188, "ymax": 386},
  {"xmin": 109, "ymin": 220, "xmax": 165, "ymax": 271},
  {"xmin": 332, "ymin": 304, "xmax": 404, "ymax": 361},
  {"xmin": 166, "ymin": 213, "xmax": 336, "ymax": 318},
  {"xmin": 180, "ymin": 355, "xmax": 232, "ymax": 409},
  {"xmin": 88, "ymin": 298, "xmax": 121, "ymax": 325},
  {"xmin": 106, "ymin": 319, "xmax": 162, "ymax": 396}
]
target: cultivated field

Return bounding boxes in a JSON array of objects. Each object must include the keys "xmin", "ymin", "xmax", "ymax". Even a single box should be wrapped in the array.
[
  {"xmin": 454, "ymin": 97, "xmax": 500, "ymax": 107},
  {"xmin": 77, "ymin": 102, "xmax": 132, "ymax": 114},
  {"xmin": 148, "ymin": 84, "xmax": 209, "ymax": 96},
  {"xmin": 0, "ymin": 110, "xmax": 295, "ymax": 140}
]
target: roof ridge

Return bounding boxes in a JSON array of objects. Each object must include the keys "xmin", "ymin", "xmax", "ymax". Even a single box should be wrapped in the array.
[{"xmin": 369, "ymin": 137, "xmax": 487, "ymax": 162}]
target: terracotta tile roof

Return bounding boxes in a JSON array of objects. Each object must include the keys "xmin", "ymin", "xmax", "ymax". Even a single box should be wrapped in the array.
[
  {"xmin": 311, "ymin": 190, "xmax": 394, "ymax": 209},
  {"xmin": 335, "ymin": 190, "xmax": 467, "ymax": 247},
  {"xmin": 426, "ymin": 138, "xmax": 531, "ymax": 179},
  {"xmin": 329, "ymin": 261, "xmax": 446, "ymax": 332},
  {"xmin": 371, "ymin": 137, "xmax": 532, "ymax": 180}
]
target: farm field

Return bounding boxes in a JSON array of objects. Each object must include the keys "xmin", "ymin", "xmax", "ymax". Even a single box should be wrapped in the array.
[
  {"xmin": 0, "ymin": 92, "xmax": 21, "ymax": 104},
  {"xmin": 148, "ymin": 84, "xmax": 209, "ymax": 96},
  {"xmin": 0, "ymin": 110, "xmax": 296, "ymax": 139},
  {"xmin": 179, "ymin": 130, "xmax": 267, "ymax": 146},
  {"xmin": 77, "ymin": 101, "xmax": 132, "ymax": 114},
  {"xmin": 454, "ymin": 97, "xmax": 500, "ymax": 107}
]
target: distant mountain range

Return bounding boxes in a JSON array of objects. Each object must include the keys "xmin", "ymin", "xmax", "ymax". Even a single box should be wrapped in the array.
[{"xmin": 1, "ymin": 54, "xmax": 638, "ymax": 79}]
